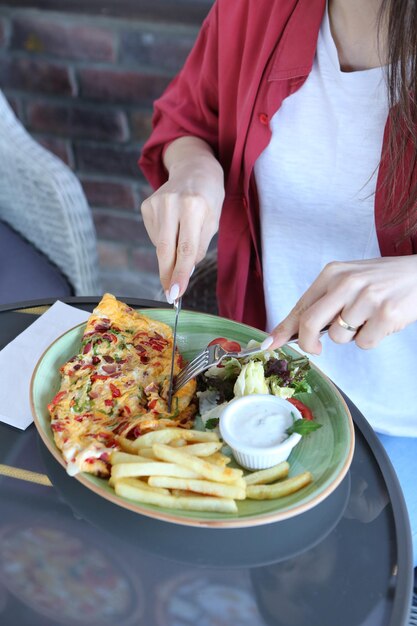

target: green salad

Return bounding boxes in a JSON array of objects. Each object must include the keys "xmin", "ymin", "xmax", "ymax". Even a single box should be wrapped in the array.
[{"xmin": 196, "ymin": 339, "xmax": 318, "ymax": 432}]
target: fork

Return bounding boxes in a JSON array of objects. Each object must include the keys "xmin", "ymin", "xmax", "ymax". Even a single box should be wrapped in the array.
[{"xmin": 173, "ymin": 324, "xmax": 331, "ymax": 393}]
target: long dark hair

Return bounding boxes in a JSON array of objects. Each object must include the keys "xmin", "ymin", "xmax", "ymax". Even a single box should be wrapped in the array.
[{"xmin": 379, "ymin": 0, "xmax": 417, "ymax": 235}]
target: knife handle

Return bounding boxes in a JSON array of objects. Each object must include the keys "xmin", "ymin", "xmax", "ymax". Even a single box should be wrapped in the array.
[{"xmin": 287, "ymin": 323, "xmax": 331, "ymax": 344}]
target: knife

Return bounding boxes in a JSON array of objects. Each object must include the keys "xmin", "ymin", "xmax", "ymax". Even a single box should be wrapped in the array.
[{"xmin": 167, "ymin": 296, "xmax": 182, "ymax": 413}]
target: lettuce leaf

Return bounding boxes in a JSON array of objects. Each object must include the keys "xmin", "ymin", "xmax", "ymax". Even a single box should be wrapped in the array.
[{"xmin": 233, "ymin": 361, "xmax": 269, "ymax": 397}]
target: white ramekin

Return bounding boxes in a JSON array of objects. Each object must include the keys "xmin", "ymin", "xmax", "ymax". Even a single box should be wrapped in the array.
[{"xmin": 219, "ymin": 394, "xmax": 303, "ymax": 470}]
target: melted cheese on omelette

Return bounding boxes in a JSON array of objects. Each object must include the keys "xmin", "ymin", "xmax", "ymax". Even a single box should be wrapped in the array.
[{"xmin": 48, "ymin": 294, "xmax": 197, "ymax": 477}]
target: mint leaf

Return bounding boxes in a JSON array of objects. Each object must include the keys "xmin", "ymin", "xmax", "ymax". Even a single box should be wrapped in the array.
[
  {"xmin": 286, "ymin": 419, "xmax": 322, "ymax": 436},
  {"xmin": 205, "ymin": 418, "xmax": 219, "ymax": 430}
]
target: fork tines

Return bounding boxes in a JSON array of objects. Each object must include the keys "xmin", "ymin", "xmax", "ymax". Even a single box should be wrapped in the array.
[{"xmin": 173, "ymin": 348, "xmax": 210, "ymax": 393}]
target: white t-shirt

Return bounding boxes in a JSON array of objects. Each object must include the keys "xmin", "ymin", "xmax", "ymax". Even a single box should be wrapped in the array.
[{"xmin": 254, "ymin": 6, "xmax": 417, "ymax": 436}]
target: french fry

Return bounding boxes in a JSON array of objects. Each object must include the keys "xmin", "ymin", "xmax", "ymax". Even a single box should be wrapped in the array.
[
  {"xmin": 113, "ymin": 477, "xmax": 170, "ymax": 496},
  {"xmin": 171, "ymin": 489, "xmax": 194, "ymax": 497},
  {"xmin": 153, "ymin": 443, "xmax": 243, "ymax": 484},
  {"xmin": 136, "ymin": 447, "xmax": 158, "ymax": 460},
  {"xmin": 115, "ymin": 479, "xmax": 238, "ymax": 513},
  {"xmin": 111, "ymin": 461, "xmax": 200, "ymax": 480},
  {"xmin": 115, "ymin": 436, "xmax": 139, "ymax": 454},
  {"xmin": 180, "ymin": 442, "xmax": 222, "ymax": 457},
  {"xmin": 149, "ymin": 476, "xmax": 246, "ymax": 500},
  {"xmin": 205, "ymin": 452, "xmax": 232, "ymax": 466},
  {"xmin": 110, "ymin": 451, "xmax": 154, "ymax": 464},
  {"xmin": 176, "ymin": 430, "xmax": 220, "ymax": 443},
  {"xmin": 170, "ymin": 438, "xmax": 187, "ymax": 448},
  {"xmin": 244, "ymin": 462, "xmax": 290, "ymax": 485},
  {"xmin": 131, "ymin": 427, "xmax": 219, "ymax": 449},
  {"xmin": 246, "ymin": 471, "xmax": 313, "ymax": 500}
]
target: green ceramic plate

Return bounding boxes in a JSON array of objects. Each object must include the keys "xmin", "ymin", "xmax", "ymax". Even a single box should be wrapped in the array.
[{"xmin": 31, "ymin": 309, "xmax": 354, "ymax": 528}]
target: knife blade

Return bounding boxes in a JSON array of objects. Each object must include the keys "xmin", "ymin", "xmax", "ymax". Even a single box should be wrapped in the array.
[{"xmin": 167, "ymin": 296, "xmax": 182, "ymax": 413}]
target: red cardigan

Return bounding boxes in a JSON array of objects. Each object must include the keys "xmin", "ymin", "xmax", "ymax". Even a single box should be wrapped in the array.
[{"xmin": 139, "ymin": 0, "xmax": 417, "ymax": 330}]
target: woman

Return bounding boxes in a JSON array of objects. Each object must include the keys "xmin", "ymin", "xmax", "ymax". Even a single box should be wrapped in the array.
[{"xmin": 139, "ymin": 0, "xmax": 417, "ymax": 575}]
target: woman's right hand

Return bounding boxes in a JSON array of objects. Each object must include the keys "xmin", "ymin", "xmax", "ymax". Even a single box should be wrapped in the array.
[{"xmin": 140, "ymin": 137, "xmax": 225, "ymax": 302}]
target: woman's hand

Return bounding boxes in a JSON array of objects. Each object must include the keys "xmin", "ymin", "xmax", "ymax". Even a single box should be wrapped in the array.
[
  {"xmin": 262, "ymin": 256, "xmax": 417, "ymax": 354},
  {"xmin": 141, "ymin": 137, "xmax": 225, "ymax": 302}
]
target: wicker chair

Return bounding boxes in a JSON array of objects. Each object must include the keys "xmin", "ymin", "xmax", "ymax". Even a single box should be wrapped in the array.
[{"xmin": 0, "ymin": 91, "xmax": 100, "ymax": 296}]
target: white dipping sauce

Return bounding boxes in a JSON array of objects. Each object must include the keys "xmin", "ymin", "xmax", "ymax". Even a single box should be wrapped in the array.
[
  {"xmin": 219, "ymin": 395, "xmax": 303, "ymax": 470},
  {"xmin": 227, "ymin": 407, "xmax": 292, "ymax": 448}
]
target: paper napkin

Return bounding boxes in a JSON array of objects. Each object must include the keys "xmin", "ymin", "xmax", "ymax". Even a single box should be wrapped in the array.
[{"xmin": 0, "ymin": 301, "xmax": 90, "ymax": 430}]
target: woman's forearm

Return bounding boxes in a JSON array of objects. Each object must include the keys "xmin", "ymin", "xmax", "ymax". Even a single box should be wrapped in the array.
[
  {"xmin": 163, "ymin": 135, "xmax": 218, "ymax": 168},
  {"xmin": 163, "ymin": 136, "xmax": 224, "ymax": 184}
]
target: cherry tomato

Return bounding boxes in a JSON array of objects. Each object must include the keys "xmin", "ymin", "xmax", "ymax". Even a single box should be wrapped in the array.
[
  {"xmin": 208, "ymin": 337, "xmax": 242, "ymax": 352},
  {"xmin": 287, "ymin": 397, "xmax": 314, "ymax": 421}
]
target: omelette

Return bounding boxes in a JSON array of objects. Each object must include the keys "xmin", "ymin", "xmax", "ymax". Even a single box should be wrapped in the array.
[{"xmin": 48, "ymin": 294, "xmax": 197, "ymax": 477}]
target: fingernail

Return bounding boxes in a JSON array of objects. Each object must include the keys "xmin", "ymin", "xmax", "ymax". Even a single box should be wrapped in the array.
[
  {"xmin": 165, "ymin": 290, "xmax": 173, "ymax": 305},
  {"xmin": 168, "ymin": 283, "xmax": 180, "ymax": 303},
  {"xmin": 190, "ymin": 265, "xmax": 195, "ymax": 278},
  {"xmin": 261, "ymin": 336, "xmax": 274, "ymax": 350}
]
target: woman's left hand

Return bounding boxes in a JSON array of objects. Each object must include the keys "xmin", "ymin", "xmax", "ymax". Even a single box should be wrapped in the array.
[{"xmin": 263, "ymin": 256, "xmax": 417, "ymax": 354}]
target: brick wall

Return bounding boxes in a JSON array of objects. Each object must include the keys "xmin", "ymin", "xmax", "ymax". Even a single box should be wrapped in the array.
[{"xmin": 0, "ymin": 3, "xmax": 209, "ymax": 298}]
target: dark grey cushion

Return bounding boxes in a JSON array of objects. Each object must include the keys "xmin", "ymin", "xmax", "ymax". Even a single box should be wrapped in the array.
[{"xmin": 0, "ymin": 220, "xmax": 73, "ymax": 305}]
